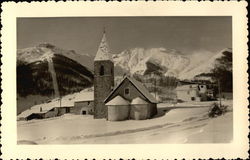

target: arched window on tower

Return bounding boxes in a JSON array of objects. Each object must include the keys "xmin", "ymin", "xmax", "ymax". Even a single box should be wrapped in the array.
[{"xmin": 100, "ymin": 65, "xmax": 104, "ymax": 76}]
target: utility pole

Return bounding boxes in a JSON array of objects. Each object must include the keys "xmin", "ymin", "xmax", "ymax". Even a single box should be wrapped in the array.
[
  {"xmin": 155, "ymin": 74, "xmax": 157, "ymax": 99},
  {"xmin": 218, "ymin": 79, "xmax": 222, "ymax": 107},
  {"xmin": 59, "ymin": 96, "xmax": 62, "ymax": 108}
]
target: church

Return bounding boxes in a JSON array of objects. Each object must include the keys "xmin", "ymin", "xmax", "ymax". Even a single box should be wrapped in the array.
[{"xmin": 93, "ymin": 30, "xmax": 158, "ymax": 121}]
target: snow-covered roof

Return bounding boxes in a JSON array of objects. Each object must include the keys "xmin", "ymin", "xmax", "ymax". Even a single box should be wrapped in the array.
[
  {"xmin": 105, "ymin": 95, "xmax": 130, "ymax": 106},
  {"xmin": 127, "ymin": 76, "xmax": 157, "ymax": 103},
  {"xmin": 104, "ymin": 76, "xmax": 157, "ymax": 104},
  {"xmin": 18, "ymin": 90, "xmax": 94, "ymax": 119},
  {"xmin": 17, "ymin": 103, "xmax": 54, "ymax": 119},
  {"xmin": 131, "ymin": 97, "xmax": 148, "ymax": 105},
  {"xmin": 94, "ymin": 32, "xmax": 112, "ymax": 61},
  {"xmin": 176, "ymin": 84, "xmax": 199, "ymax": 91},
  {"xmin": 74, "ymin": 91, "xmax": 94, "ymax": 102}
]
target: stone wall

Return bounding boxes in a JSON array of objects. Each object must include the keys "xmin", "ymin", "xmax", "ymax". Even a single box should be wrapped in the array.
[{"xmin": 94, "ymin": 60, "xmax": 114, "ymax": 119}]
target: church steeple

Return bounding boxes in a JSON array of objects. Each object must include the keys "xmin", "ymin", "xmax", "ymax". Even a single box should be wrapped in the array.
[
  {"xmin": 93, "ymin": 29, "xmax": 114, "ymax": 119},
  {"xmin": 94, "ymin": 29, "xmax": 112, "ymax": 61}
]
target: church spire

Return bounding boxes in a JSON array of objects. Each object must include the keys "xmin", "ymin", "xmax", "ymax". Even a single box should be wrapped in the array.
[{"xmin": 94, "ymin": 29, "xmax": 112, "ymax": 61}]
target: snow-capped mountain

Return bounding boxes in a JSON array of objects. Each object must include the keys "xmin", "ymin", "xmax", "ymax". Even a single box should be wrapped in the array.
[
  {"xmin": 179, "ymin": 48, "xmax": 232, "ymax": 80},
  {"xmin": 113, "ymin": 47, "xmax": 232, "ymax": 80},
  {"xmin": 17, "ymin": 43, "xmax": 94, "ymax": 69},
  {"xmin": 113, "ymin": 48, "xmax": 190, "ymax": 77},
  {"xmin": 17, "ymin": 43, "xmax": 94, "ymax": 114}
]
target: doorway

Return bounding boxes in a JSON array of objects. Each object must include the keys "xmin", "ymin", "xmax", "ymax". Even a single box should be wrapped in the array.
[{"xmin": 82, "ymin": 110, "xmax": 87, "ymax": 115}]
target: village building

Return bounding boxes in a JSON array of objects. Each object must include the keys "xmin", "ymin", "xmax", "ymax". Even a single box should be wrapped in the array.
[
  {"xmin": 104, "ymin": 76, "xmax": 158, "ymax": 121},
  {"xmin": 176, "ymin": 81, "xmax": 211, "ymax": 102},
  {"xmin": 72, "ymin": 91, "xmax": 94, "ymax": 115},
  {"xmin": 106, "ymin": 95, "xmax": 130, "ymax": 121},
  {"xmin": 93, "ymin": 30, "xmax": 158, "ymax": 120},
  {"xmin": 18, "ymin": 91, "xmax": 94, "ymax": 120},
  {"xmin": 93, "ymin": 30, "xmax": 114, "ymax": 119}
]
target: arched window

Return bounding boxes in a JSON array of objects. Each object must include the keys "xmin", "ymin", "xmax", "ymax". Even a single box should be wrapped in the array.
[
  {"xmin": 100, "ymin": 65, "xmax": 104, "ymax": 76},
  {"xmin": 111, "ymin": 68, "xmax": 113, "ymax": 75}
]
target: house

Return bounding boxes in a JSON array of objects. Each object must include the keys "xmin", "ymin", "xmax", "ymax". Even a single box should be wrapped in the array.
[
  {"xmin": 104, "ymin": 76, "xmax": 158, "ymax": 121},
  {"xmin": 176, "ymin": 81, "xmax": 209, "ymax": 102},
  {"xmin": 72, "ymin": 91, "xmax": 94, "ymax": 115},
  {"xmin": 17, "ymin": 101, "xmax": 59, "ymax": 121},
  {"xmin": 17, "ymin": 91, "xmax": 94, "ymax": 121}
]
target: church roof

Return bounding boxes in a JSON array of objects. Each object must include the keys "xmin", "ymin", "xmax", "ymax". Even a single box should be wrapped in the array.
[
  {"xmin": 105, "ymin": 95, "xmax": 130, "ymax": 105},
  {"xmin": 94, "ymin": 32, "xmax": 112, "ymax": 61},
  {"xmin": 104, "ymin": 76, "xmax": 158, "ymax": 104},
  {"xmin": 131, "ymin": 97, "xmax": 149, "ymax": 105}
]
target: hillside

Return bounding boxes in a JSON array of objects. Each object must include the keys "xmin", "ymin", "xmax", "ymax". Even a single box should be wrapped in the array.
[
  {"xmin": 17, "ymin": 43, "xmax": 94, "ymax": 114},
  {"xmin": 179, "ymin": 48, "xmax": 232, "ymax": 80},
  {"xmin": 113, "ymin": 48, "xmax": 190, "ymax": 77},
  {"xmin": 113, "ymin": 47, "xmax": 232, "ymax": 80},
  {"xmin": 17, "ymin": 43, "xmax": 94, "ymax": 69}
]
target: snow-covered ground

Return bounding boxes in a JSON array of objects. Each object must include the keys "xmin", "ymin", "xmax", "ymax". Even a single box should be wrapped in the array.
[{"xmin": 17, "ymin": 100, "xmax": 233, "ymax": 144}]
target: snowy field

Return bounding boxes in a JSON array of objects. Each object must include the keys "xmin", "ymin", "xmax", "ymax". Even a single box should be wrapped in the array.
[{"xmin": 17, "ymin": 100, "xmax": 233, "ymax": 144}]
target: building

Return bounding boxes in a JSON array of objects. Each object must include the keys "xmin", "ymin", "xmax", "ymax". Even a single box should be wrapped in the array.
[
  {"xmin": 93, "ymin": 30, "xmax": 114, "ymax": 119},
  {"xmin": 106, "ymin": 95, "xmax": 130, "ymax": 121},
  {"xmin": 176, "ymin": 81, "xmax": 209, "ymax": 102},
  {"xmin": 104, "ymin": 76, "xmax": 158, "ymax": 121},
  {"xmin": 17, "ymin": 91, "xmax": 94, "ymax": 121},
  {"xmin": 72, "ymin": 91, "xmax": 94, "ymax": 115}
]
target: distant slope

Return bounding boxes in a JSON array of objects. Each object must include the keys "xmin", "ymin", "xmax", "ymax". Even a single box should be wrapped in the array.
[
  {"xmin": 113, "ymin": 48, "xmax": 190, "ymax": 77},
  {"xmin": 179, "ymin": 48, "xmax": 232, "ymax": 80},
  {"xmin": 17, "ymin": 43, "xmax": 94, "ymax": 114},
  {"xmin": 17, "ymin": 43, "xmax": 94, "ymax": 69},
  {"xmin": 113, "ymin": 47, "xmax": 232, "ymax": 80}
]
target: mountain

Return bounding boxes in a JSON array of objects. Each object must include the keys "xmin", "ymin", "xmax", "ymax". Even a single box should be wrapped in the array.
[
  {"xmin": 17, "ymin": 43, "xmax": 94, "ymax": 114},
  {"xmin": 179, "ymin": 48, "xmax": 232, "ymax": 80},
  {"xmin": 113, "ymin": 47, "xmax": 232, "ymax": 80},
  {"xmin": 17, "ymin": 43, "xmax": 94, "ymax": 69},
  {"xmin": 112, "ymin": 48, "xmax": 190, "ymax": 77}
]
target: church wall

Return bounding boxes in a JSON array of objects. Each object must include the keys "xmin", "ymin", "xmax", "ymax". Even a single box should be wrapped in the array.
[
  {"xmin": 106, "ymin": 79, "xmax": 148, "ymax": 103},
  {"xmin": 94, "ymin": 60, "xmax": 114, "ymax": 119}
]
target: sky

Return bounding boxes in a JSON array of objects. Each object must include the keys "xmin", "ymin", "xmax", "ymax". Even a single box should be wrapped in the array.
[{"xmin": 17, "ymin": 17, "xmax": 232, "ymax": 56}]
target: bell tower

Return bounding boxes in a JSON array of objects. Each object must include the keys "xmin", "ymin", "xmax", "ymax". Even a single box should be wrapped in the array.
[{"xmin": 94, "ymin": 29, "xmax": 114, "ymax": 119}]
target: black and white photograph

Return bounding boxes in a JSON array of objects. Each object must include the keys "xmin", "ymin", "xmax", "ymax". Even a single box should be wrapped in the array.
[
  {"xmin": 1, "ymin": 2, "xmax": 248, "ymax": 159},
  {"xmin": 16, "ymin": 17, "xmax": 233, "ymax": 144}
]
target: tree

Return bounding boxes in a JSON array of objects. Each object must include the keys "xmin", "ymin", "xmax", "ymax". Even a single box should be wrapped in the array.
[{"xmin": 211, "ymin": 49, "xmax": 232, "ymax": 92}]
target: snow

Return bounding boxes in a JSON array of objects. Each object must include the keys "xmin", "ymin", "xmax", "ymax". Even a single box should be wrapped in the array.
[
  {"xmin": 113, "ymin": 48, "xmax": 189, "ymax": 77},
  {"xmin": 17, "ymin": 100, "xmax": 232, "ymax": 144},
  {"xmin": 18, "ymin": 89, "xmax": 94, "ymax": 119},
  {"xmin": 106, "ymin": 95, "xmax": 130, "ymax": 105},
  {"xmin": 45, "ymin": 51, "xmax": 60, "ymax": 98},
  {"xmin": 113, "ymin": 47, "xmax": 231, "ymax": 80},
  {"xmin": 94, "ymin": 33, "xmax": 112, "ymax": 61},
  {"xmin": 179, "ymin": 48, "xmax": 232, "ymax": 79},
  {"xmin": 17, "ymin": 43, "xmax": 94, "ymax": 70}
]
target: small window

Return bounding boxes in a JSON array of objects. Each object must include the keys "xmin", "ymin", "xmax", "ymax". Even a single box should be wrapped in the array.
[
  {"xmin": 87, "ymin": 101, "xmax": 90, "ymax": 105},
  {"xmin": 200, "ymin": 85, "xmax": 203, "ymax": 88},
  {"xmin": 82, "ymin": 111, "xmax": 86, "ymax": 115},
  {"xmin": 124, "ymin": 88, "xmax": 130, "ymax": 95},
  {"xmin": 100, "ymin": 65, "xmax": 104, "ymax": 76},
  {"xmin": 191, "ymin": 97, "xmax": 195, "ymax": 101},
  {"xmin": 111, "ymin": 68, "xmax": 113, "ymax": 75},
  {"xmin": 66, "ymin": 107, "xmax": 70, "ymax": 113}
]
